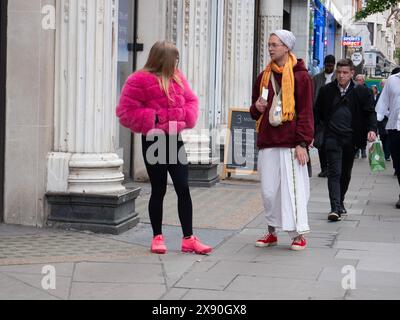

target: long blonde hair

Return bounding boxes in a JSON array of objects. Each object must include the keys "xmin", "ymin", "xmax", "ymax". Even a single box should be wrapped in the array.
[{"xmin": 143, "ymin": 41, "xmax": 183, "ymax": 99}]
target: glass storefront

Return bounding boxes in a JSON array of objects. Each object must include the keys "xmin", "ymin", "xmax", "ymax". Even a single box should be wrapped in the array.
[
  {"xmin": 325, "ymin": 11, "xmax": 336, "ymax": 56},
  {"xmin": 308, "ymin": 0, "xmax": 338, "ymax": 73},
  {"xmin": 313, "ymin": 0, "xmax": 326, "ymax": 71},
  {"xmin": 117, "ymin": 0, "xmax": 136, "ymax": 181}
]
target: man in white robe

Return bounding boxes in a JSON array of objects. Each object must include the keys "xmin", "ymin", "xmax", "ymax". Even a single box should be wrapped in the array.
[{"xmin": 250, "ymin": 30, "xmax": 314, "ymax": 251}]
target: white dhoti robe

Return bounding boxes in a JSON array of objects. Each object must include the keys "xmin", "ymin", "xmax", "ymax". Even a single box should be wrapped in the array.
[{"xmin": 258, "ymin": 148, "xmax": 310, "ymax": 236}]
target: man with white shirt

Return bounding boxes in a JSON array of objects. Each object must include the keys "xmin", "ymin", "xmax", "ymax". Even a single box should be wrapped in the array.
[{"xmin": 376, "ymin": 67, "xmax": 400, "ymax": 209}]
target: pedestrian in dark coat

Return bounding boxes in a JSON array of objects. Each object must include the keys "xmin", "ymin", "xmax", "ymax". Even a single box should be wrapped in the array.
[{"xmin": 315, "ymin": 59, "xmax": 377, "ymax": 222}]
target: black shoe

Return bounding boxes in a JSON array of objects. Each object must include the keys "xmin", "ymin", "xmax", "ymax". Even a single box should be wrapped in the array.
[
  {"xmin": 396, "ymin": 196, "xmax": 400, "ymax": 209},
  {"xmin": 328, "ymin": 212, "xmax": 342, "ymax": 222},
  {"xmin": 339, "ymin": 204, "xmax": 348, "ymax": 215},
  {"xmin": 318, "ymin": 171, "xmax": 328, "ymax": 178},
  {"xmin": 362, "ymin": 152, "xmax": 367, "ymax": 159}
]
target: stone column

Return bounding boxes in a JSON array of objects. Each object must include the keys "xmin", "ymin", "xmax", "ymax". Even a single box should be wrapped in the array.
[
  {"xmin": 258, "ymin": 0, "xmax": 283, "ymax": 71},
  {"xmin": 46, "ymin": 0, "xmax": 140, "ymax": 234},
  {"xmin": 291, "ymin": 0, "xmax": 311, "ymax": 66},
  {"xmin": 222, "ymin": 0, "xmax": 255, "ymax": 122},
  {"xmin": 166, "ymin": 0, "xmax": 219, "ymax": 187}
]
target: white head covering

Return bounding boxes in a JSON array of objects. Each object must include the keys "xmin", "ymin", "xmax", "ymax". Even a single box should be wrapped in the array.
[{"xmin": 271, "ymin": 30, "xmax": 296, "ymax": 51}]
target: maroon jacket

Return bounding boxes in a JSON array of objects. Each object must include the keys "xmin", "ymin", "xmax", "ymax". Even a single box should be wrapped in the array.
[{"xmin": 250, "ymin": 59, "xmax": 314, "ymax": 150}]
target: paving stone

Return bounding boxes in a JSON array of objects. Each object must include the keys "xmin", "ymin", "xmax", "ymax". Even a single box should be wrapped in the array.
[
  {"xmin": 183, "ymin": 288, "xmax": 284, "ymax": 300},
  {"xmin": 73, "ymin": 262, "xmax": 165, "ymax": 284},
  {"xmin": 204, "ymin": 260, "xmax": 322, "ymax": 280},
  {"xmin": 0, "ymin": 263, "xmax": 74, "ymax": 277},
  {"xmin": 356, "ymin": 257, "xmax": 400, "ymax": 273},
  {"xmin": 245, "ymin": 215, "xmax": 265, "ymax": 228},
  {"xmin": 159, "ymin": 255, "xmax": 199, "ymax": 284},
  {"xmin": 0, "ymin": 273, "xmax": 58, "ymax": 300},
  {"xmin": 336, "ymin": 249, "xmax": 400, "ymax": 273},
  {"xmin": 205, "ymin": 243, "xmax": 261, "ymax": 262},
  {"xmin": 174, "ymin": 272, "xmax": 237, "ymax": 291},
  {"xmin": 335, "ymin": 241, "xmax": 400, "ymax": 255},
  {"xmin": 318, "ymin": 267, "xmax": 400, "ymax": 288},
  {"xmin": 345, "ymin": 285, "xmax": 400, "ymax": 300},
  {"xmin": 1, "ymin": 157, "xmax": 400, "ymax": 300},
  {"xmin": 310, "ymin": 197, "xmax": 365, "ymax": 205},
  {"xmin": 101, "ymin": 224, "xmax": 233, "ymax": 253},
  {"xmin": 188, "ymin": 261, "xmax": 219, "ymax": 273},
  {"xmin": 251, "ymin": 246, "xmax": 339, "ymax": 258},
  {"xmin": 1, "ymin": 272, "xmax": 72, "ymax": 300},
  {"xmin": 253, "ymin": 252, "xmax": 358, "ymax": 268},
  {"xmin": 161, "ymin": 288, "xmax": 189, "ymax": 300},
  {"xmin": 335, "ymin": 250, "xmax": 395, "ymax": 260},
  {"xmin": 336, "ymin": 230, "xmax": 398, "ymax": 242},
  {"xmin": 225, "ymin": 275, "xmax": 346, "ymax": 300},
  {"xmin": 70, "ymin": 282, "xmax": 166, "ymax": 300}
]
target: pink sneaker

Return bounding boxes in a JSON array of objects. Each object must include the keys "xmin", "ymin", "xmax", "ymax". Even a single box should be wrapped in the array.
[
  {"xmin": 255, "ymin": 233, "xmax": 278, "ymax": 247},
  {"xmin": 181, "ymin": 236, "xmax": 212, "ymax": 255},
  {"xmin": 151, "ymin": 235, "xmax": 167, "ymax": 254},
  {"xmin": 291, "ymin": 236, "xmax": 307, "ymax": 251}
]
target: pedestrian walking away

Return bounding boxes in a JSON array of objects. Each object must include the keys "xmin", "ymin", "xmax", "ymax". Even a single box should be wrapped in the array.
[
  {"xmin": 116, "ymin": 41, "xmax": 212, "ymax": 255},
  {"xmin": 354, "ymin": 74, "xmax": 372, "ymax": 159},
  {"xmin": 313, "ymin": 54, "xmax": 336, "ymax": 178},
  {"xmin": 315, "ymin": 59, "xmax": 377, "ymax": 222},
  {"xmin": 372, "ymin": 85, "xmax": 391, "ymax": 162},
  {"xmin": 250, "ymin": 30, "xmax": 314, "ymax": 251},
  {"xmin": 375, "ymin": 67, "xmax": 400, "ymax": 209}
]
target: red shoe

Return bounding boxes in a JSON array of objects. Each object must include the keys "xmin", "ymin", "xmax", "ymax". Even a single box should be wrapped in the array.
[
  {"xmin": 182, "ymin": 236, "xmax": 212, "ymax": 255},
  {"xmin": 255, "ymin": 233, "xmax": 278, "ymax": 247},
  {"xmin": 151, "ymin": 235, "xmax": 167, "ymax": 254},
  {"xmin": 291, "ymin": 236, "xmax": 307, "ymax": 251}
]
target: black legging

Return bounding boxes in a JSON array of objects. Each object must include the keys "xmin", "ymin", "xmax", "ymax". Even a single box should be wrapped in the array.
[{"xmin": 142, "ymin": 134, "xmax": 193, "ymax": 238}]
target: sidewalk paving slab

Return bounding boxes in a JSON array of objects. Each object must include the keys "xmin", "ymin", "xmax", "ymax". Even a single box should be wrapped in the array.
[{"xmin": 1, "ymin": 154, "xmax": 400, "ymax": 300}]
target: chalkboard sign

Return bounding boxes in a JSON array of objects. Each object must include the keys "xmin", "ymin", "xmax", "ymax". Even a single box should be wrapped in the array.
[{"xmin": 224, "ymin": 108, "xmax": 258, "ymax": 176}]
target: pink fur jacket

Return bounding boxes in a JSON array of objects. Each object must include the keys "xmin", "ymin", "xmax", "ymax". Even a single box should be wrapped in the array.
[{"xmin": 116, "ymin": 70, "xmax": 199, "ymax": 135}]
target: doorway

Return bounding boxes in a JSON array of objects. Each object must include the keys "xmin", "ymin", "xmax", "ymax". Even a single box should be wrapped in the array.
[
  {"xmin": 0, "ymin": 0, "xmax": 7, "ymax": 223},
  {"xmin": 117, "ymin": 0, "xmax": 142, "ymax": 182}
]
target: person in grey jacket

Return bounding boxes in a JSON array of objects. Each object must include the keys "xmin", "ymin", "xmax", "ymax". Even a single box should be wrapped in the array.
[{"xmin": 313, "ymin": 55, "xmax": 336, "ymax": 178}]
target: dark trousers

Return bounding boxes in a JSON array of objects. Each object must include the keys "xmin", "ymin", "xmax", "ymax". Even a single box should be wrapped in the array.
[
  {"xmin": 378, "ymin": 120, "xmax": 391, "ymax": 160},
  {"xmin": 381, "ymin": 134, "xmax": 391, "ymax": 160},
  {"xmin": 318, "ymin": 147, "xmax": 328, "ymax": 172},
  {"xmin": 388, "ymin": 130, "xmax": 400, "ymax": 187},
  {"xmin": 142, "ymin": 135, "xmax": 193, "ymax": 238},
  {"xmin": 325, "ymin": 134, "xmax": 356, "ymax": 212}
]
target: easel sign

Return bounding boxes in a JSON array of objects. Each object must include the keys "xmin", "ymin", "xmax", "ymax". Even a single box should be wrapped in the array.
[{"xmin": 223, "ymin": 108, "xmax": 259, "ymax": 178}]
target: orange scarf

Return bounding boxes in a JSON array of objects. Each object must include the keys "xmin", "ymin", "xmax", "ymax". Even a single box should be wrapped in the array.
[{"xmin": 256, "ymin": 52, "xmax": 298, "ymax": 132}]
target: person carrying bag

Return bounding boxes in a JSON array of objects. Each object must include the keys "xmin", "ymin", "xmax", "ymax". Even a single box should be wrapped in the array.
[{"xmin": 368, "ymin": 138, "xmax": 386, "ymax": 173}]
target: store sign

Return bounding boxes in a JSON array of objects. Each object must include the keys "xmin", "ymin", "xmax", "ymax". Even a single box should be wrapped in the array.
[
  {"xmin": 351, "ymin": 52, "xmax": 363, "ymax": 67},
  {"xmin": 364, "ymin": 53, "xmax": 376, "ymax": 67},
  {"xmin": 342, "ymin": 36, "xmax": 362, "ymax": 47}
]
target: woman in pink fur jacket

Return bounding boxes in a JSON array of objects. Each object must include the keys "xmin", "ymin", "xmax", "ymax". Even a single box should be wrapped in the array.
[{"xmin": 116, "ymin": 41, "xmax": 212, "ymax": 255}]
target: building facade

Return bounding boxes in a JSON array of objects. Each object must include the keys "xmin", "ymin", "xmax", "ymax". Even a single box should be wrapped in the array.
[
  {"xmin": 308, "ymin": 0, "xmax": 347, "ymax": 73},
  {"xmin": 0, "ymin": 0, "xmax": 359, "ymax": 231},
  {"xmin": 348, "ymin": 0, "xmax": 398, "ymax": 77}
]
